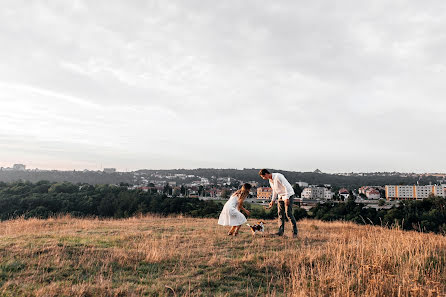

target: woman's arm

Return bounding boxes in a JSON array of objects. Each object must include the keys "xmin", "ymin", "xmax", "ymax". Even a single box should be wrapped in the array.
[{"xmin": 238, "ymin": 199, "xmax": 250, "ymax": 216}]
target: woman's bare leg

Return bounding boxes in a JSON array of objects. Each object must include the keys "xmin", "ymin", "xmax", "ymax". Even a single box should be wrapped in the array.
[
  {"xmin": 228, "ymin": 226, "xmax": 236, "ymax": 235},
  {"xmin": 233, "ymin": 225, "xmax": 241, "ymax": 235}
]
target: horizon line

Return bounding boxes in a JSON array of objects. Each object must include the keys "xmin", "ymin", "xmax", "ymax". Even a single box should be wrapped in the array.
[{"xmin": 1, "ymin": 166, "xmax": 445, "ymax": 175}]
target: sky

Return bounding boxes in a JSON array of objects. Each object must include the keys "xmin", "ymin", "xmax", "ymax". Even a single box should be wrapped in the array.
[{"xmin": 1, "ymin": 1, "xmax": 445, "ymax": 173}]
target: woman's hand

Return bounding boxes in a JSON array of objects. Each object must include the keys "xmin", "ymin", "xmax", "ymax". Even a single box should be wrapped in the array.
[{"xmin": 244, "ymin": 209, "xmax": 250, "ymax": 216}]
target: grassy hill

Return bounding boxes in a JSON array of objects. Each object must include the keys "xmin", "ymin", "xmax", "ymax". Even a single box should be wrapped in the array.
[{"xmin": 0, "ymin": 216, "xmax": 445, "ymax": 296}]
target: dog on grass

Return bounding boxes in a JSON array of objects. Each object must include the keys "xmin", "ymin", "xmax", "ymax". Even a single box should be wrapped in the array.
[{"xmin": 246, "ymin": 221, "xmax": 265, "ymax": 236}]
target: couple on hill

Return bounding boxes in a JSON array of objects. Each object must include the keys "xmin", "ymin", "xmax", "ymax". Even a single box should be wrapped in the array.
[{"xmin": 218, "ymin": 169, "xmax": 298, "ymax": 237}]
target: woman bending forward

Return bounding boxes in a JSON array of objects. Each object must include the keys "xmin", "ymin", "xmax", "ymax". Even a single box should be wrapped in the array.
[{"xmin": 218, "ymin": 183, "xmax": 251, "ymax": 236}]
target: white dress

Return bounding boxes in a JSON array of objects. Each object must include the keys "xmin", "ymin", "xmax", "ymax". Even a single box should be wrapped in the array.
[{"xmin": 218, "ymin": 194, "xmax": 247, "ymax": 226}]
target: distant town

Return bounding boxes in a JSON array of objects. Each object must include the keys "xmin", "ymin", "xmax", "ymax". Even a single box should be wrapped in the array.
[{"xmin": 1, "ymin": 164, "xmax": 445, "ymax": 210}]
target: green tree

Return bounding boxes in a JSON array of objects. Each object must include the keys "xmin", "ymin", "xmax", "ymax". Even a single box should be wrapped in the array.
[
  {"xmin": 180, "ymin": 185, "xmax": 186, "ymax": 196},
  {"xmin": 293, "ymin": 184, "xmax": 302, "ymax": 197},
  {"xmin": 172, "ymin": 188, "xmax": 180, "ymax": 197},
  {"xmin": 163, "ymin": 183, "xmax": 172, "ymax": 195},
  {"xmin": 198, "ymin": 185, "xmax": 204, "ymax": 196},
  {"xmin": 293, "ymin": 207, "xmax": 308, "ymax": 221}
]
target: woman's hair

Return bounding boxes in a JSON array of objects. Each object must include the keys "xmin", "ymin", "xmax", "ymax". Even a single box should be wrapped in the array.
[{"xmin": 234, "ymin": 183, "xmax": 252, "ymax": 201}]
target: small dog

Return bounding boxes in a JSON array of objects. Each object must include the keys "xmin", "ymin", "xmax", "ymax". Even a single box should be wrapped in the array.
[{"xmin": 246, "ymin": 221, "xmax": 265, "ymax": 236}]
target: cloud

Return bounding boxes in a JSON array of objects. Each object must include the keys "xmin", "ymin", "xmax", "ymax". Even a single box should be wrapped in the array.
[{"xmin": 0, "ymin": 0, "xmax": 445, "ymax": 172}]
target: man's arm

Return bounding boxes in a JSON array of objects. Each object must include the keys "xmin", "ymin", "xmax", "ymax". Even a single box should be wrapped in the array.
[
  {"xmin": 278, "ymin": 174, "xmax": 295, "ymax": 206},
  {"xmin": 271, "ymin": 189, "xmax": 278, "ymax": 203},
  {"xmin": 266, "ymin": 180, "xmax": 277, "ymax": 209}
]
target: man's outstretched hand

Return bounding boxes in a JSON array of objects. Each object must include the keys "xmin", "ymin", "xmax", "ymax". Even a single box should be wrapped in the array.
[{"xmin": 264, "ymin": 201, "xmax": 274, "ymax": 209}]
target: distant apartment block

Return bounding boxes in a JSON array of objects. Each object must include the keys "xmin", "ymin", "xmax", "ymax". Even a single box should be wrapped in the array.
[
  {"xmin": 13, "ymin": 164, "xmax": 26, "ymax": 171},
  {"xmin": 301, "ymin": 186, "xmax": 334, "ymax": 200},
  {"xmin": 385, "ymin": 185, "xmax": 446, "ymax": 200},
  {"xmin": 103, "ymin": 168, "xmax": 116, "ymax": 173},
  {"xmin": 257, "ymin": 187, "xmax": 273, "ymax": 199}
]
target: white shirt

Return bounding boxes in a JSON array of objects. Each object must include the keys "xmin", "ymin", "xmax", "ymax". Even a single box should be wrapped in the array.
[{"xmin": 269, "ymin": 173, "xmax": 295, "ymax": 202}]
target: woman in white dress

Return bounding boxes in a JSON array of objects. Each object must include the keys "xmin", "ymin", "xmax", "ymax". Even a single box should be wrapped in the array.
[{"xmin": 218, "ymin": 183, "xmax": 251, "ymax": 236}]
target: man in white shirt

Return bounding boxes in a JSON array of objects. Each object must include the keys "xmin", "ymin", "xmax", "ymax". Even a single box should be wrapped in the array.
[{"xmin": 259, "ymin": 169, "xmax": 298, "ymax": 237}]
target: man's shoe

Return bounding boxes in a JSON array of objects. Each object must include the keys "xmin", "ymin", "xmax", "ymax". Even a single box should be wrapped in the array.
[
  {"xmin": 271, "ymin": 233, "xmax": 283, "ymax": 237},
  {"xmin": 292, "ymin": 233, "xmax": 298, "ymax": 238}
]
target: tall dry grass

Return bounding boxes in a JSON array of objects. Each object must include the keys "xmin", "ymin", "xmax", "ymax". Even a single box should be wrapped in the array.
[{"xmin": 0, "ymin": 215, "xmax": 444, "ymax": 296}]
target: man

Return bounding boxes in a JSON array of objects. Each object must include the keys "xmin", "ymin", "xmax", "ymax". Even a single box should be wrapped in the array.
[{"xmin": 259, "ymin": 169, "xmax": 298, "ymax": 237}]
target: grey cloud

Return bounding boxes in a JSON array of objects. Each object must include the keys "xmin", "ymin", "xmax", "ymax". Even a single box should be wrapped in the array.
[{"xmin": 1, "ymin": 0, "xmax": 445, "ymax": 172}]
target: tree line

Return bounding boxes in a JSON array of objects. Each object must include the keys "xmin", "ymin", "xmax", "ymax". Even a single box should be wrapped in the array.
[
  {"xmin": 0, "ymin": 181, "xmax": 444, "ymax": 234},
  {"xmin": 308, "ymin": 196, "xmax": 446, "ymax": 234},
  {"xmin": 0, "ymin": 181, "xmax": 220, "ymax": 220}
]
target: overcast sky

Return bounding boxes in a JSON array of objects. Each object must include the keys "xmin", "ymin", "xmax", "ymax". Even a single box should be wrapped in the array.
[{"xmin": 1, "ymin": 1, "xmax": 445, "ymax": 173}]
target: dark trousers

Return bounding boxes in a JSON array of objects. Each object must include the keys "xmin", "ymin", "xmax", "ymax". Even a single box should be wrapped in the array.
[{"xmin": 277, "ymin": 196, "xmax": 298, "ymax": 235}]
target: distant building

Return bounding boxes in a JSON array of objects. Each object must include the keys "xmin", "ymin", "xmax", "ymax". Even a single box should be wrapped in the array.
[
  {"xmin": 13, "ymin": 164, "xmax": 26, "ymax": 171},
  {"xmin": 257, "ymin": 187, "xmax": 273, "ymax": 199},
  {"xmin": 103, "ymin": 168, "xmax": 116, "ymax": 173},
  {"xmin": 301, "ymin": 186, "xmax": 334, "ymax": 200},
  {"xmin": 248, "ymin": 181, "xmax": 259, "ymax": 187},
  {"xmin": 249, "ymin": 189, "xmax": 257, "ymax": 198},
  {"xmin": 366, "ymin": 189, "xmax": 380, "ymax": 199},
  {"xmin": 338, "ymin": 188, "xmax": 350, "ymax": 200},
  {"xmin": 174, "ymin": 174, "xmax": 187, "ymax": 180},
  {"xmin": 206, "ymin": 188, "xmax": 218, "ymax": 197},
  {"xmin": 296, "ymin": 181, "xmax": 309, "ymax": 188},
  {"xmin": 136, "ymin": 186, "xmax": 153, "ymax": 192},
  {"xmin": 359, "ymin": 186, "xmax": 381, "ymax": 199},
  {"xmin": 385, "ymin": 185, "xmax": 446, "ymax": 200}
]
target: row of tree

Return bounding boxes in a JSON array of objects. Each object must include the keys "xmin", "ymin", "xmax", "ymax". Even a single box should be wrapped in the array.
[
  {"xmin": 307, "ymin": 196, "xmax": 446, "ymax": 234},
  {"xmin": 0, "ymin": 181, "xmax": 220, "ymax": 220},
  {"xmin": 0, "ymin": 181, "xmax": 444, "ymax": 234}
]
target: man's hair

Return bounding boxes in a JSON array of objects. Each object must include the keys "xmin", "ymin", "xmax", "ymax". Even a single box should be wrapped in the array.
[{"xmin": 258, "ymin": 169, "xmax": 270, "ymax": 176}]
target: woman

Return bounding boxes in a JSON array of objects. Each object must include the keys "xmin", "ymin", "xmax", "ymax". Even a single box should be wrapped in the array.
[{"xmin": 218, "ymin": 183, "xmax": 251, "ymax": 236}]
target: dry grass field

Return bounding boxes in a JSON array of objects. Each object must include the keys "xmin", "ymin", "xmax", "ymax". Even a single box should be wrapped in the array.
[{"xmin": 0, "ymin": 216, "xmax": 445, "ymax": 297}]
